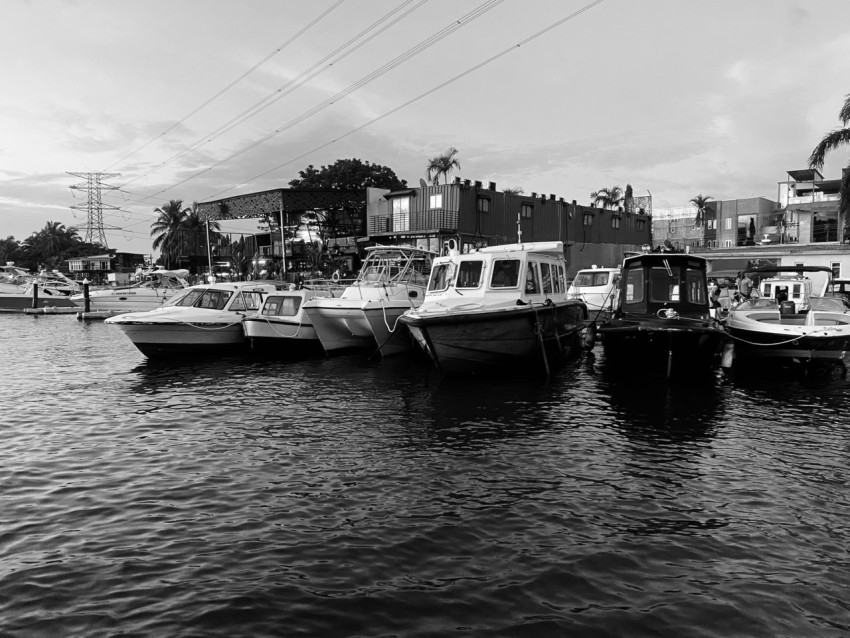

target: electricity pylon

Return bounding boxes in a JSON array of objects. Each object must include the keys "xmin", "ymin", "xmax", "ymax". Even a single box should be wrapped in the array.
[{"xmin": 68, "ymin": 172, "xmax": 121, "ymax": 247}]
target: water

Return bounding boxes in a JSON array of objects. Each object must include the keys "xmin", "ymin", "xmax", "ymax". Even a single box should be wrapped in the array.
[{"xmin": 1, "ymin": 313, "xmax": 849, "ymax": 637}]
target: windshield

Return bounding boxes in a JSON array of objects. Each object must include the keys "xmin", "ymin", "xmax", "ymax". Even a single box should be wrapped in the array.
[{"xmin": 572, "ymin": 271, "xmax": 611, "ymax": 287}]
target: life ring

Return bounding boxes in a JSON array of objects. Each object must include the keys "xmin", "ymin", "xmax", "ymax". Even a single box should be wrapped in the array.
[{"xmin": 331, "ymin": 270, "xmax": 341, "ymax": 282}]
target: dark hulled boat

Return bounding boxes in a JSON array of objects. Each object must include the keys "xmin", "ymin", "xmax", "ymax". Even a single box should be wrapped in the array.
[{"xmin": 598, "ymin": 252, "xmax": 727, "ymax": 379}]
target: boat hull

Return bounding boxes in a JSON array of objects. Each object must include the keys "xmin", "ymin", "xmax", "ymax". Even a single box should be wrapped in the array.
[
  {"xmin": 0, "ymin": 292, "xmax": 79, "ymax": 310},
  {"xmin": 401, "ymin": 302, "xmax": 586, "ymax": 375},
  {"xmin": 726, "ymin": 325, "xmax": 850, "ymax": 366},
  {"xmin": 600, "ymin": 318, "xmax": 727, "ymax": 378},
  {"xmin": 109, "ymin": 322, "xmax": 247, "ymax": 357},
  {"xmin": 242, "ymin": 316, "xmax": 323, "ymax": 355},
  {"xmin": 70, "ymin": 290, "xmax": 178, "ymax": 313},
  {"xmin": 303, "ymin": 299, "xmax": 417, "ymax": 356}
]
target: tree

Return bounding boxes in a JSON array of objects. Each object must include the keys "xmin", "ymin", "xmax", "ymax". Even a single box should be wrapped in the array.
[
  {"xmin": 150, "ymin": 200, "xmax": 191, "ymax": 269},
  {"xmin": 502, "ymin": 187, "xmax": 524, "ymax": 195},
  {"xmin": 288, "ymin": 159, "xmax": 405, "ymax": 253},
  {"xmin": 808, "ymin": 92, "xmax": 850, "ymax": 242},
  {"xmin": 590, "ymin": 186, "xmax": 624, "ymax": 210},
  {"xmin": 0, "ymin": 236, "xmax": 20, "ymax": 265},
  {"xmin": 288, "ymin": 158, "xmax": 406, "ymax": 190},
  {"xmin": 182, "ymin": 206, "xmax": 221, "ymax": 257},
  {"xmin": 426, "ymin": 147, "xmax": 461, "ymax": 186},
  {"xmin": 690, "ymin": 194, "xmax": 712, "ymax": 227}
]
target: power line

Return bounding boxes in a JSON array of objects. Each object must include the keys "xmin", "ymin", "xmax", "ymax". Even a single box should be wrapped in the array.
[
  {"xmin": 101, "ymin": 0, "xmax": 347, "ymax": 173},
  {"xmin": 120, "ymin": 0, "xmax": 427, "ymax": 189},
  {"xmin": 144, "ymin": 0, "xmax": 505, "ymax": 199},
  {"xmin": 203, "ymin": 0, "xmax": 607, "ymax": 200}
]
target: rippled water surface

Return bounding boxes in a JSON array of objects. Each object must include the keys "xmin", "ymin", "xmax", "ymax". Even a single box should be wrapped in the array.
[{"xmin": 1, "ymin": 313, "xmax": 849, "ymax": 637}]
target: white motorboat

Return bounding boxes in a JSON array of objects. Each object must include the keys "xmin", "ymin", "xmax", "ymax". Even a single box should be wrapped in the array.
[
  {"xmin": 567, "ymin": 265, "xmax": 620, "ymax": 323},
  {"xmin": 0, "ymin": 266, "xmax": 80, "ymax": 310},
  {"xmin": 105, "ymin": 281, "xmax": 278, "ymax": 357},
  {"xmin": 70, "ymin": 269, "xmax": 190, "ymax": 313},
  {"xmin": 724, "ymin": 266, "xmax": 850, "ymax": 371},
  {"xmin": 399, "ymin": 241, "xmax": 588, "ymax": 375},
  {"xmin": 242, "ymin": 284, "xmax": 340, "ymax": 354},
  {"xmin": 301, "ymin": 245, "xmax": 436, "ymax": 356}
]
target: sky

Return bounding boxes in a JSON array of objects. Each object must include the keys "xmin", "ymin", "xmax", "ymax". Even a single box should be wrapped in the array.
[{"xmin": 3, "ymin": 0, "xmax": 850, "ymax": 257}]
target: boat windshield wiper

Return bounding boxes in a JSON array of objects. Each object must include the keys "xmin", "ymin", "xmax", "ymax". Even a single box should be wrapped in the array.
[{"xmin": 663, "ymin": 259, "xmax": 673, "ymax": 277}]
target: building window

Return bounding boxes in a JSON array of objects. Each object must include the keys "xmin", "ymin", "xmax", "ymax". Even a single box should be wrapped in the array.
[
  {"xmin": 477, "ymin": 197, "xmax": 490, "ymax": 214},
  {"xmin": 392, "ymin": 196, "xmax": 410, "ymax": 231},
  {"xmin": 725, "ymin": 218, "xmax": 732, "ymax": 230},
  {"xmin": 429, "ymin": 193, "xmax": 443, "ymax": 209},
  {"xmin": 813, "ymin": 210, "xmax": 838, "ymax": 242},
  {"xmin": 611, "ymin": 216, "xmax": 621, "ymax": 229},
  {"xmin": 831, "ymin": 262, "xmax": 841, "ymax": 278},
  {"xmin": 521, "ymin": 203, "xmax": 533, "ymax": 219}
]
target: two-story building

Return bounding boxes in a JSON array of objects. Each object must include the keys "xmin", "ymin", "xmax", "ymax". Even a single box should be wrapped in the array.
[{"xmin": 365, "ymin": 178, "xmax": 651, "ymax": 276}]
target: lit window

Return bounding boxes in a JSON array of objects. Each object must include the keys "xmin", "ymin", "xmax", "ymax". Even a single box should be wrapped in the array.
[{"xmin": 429, "ymin": 193, "xmax": 443, "ymax": 209}]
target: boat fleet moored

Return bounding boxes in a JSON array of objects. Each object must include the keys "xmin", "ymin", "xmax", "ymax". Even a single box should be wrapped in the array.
[{"xmin": 10, "ymin": 243, "xmax": 850, "ymax": 380}]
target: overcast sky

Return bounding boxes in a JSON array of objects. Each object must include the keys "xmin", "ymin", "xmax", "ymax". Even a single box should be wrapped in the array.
[{"xmin": 2, "ymin": 0, "xmax": 850, "ymax": 256}]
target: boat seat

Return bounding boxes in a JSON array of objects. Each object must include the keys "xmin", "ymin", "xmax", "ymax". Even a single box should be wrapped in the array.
[{"xmin": 779, "ymin": 300, "xmax": 796, "ymax": 315}]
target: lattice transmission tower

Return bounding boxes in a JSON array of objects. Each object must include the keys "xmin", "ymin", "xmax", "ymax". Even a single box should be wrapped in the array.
[{"xmin": 67, "ymin": 172, "xmax": 121, "ymax": 247}]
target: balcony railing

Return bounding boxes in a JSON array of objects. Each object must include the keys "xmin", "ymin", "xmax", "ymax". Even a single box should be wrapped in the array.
[{"xmin": 370, "ymin": 209, "xmax": 459, "ymax": 234}]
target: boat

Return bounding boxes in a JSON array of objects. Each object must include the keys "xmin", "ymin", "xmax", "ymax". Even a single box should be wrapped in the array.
[
  {"xmin": 723, "ymin": 265, "xmax": 850, "ymax": 372},
  {"xmin": 105, "ymin": 281, "xmax": 278, "ymax": 357},
  {"xmin": 69, "ymin": 269, "xmax": 190, "ymax": 313},
  {"xmin": 567, "ymin": 265, "xmax": 620, "ymax": 323},
  {"xmin": 598, "ymin": 252, "xmax": 727, "ymax": 378},
  {"xmin": 301, "ymin": 244, "xmax": 436, "ymax": 356},
  {"xmin": 398, "ymin": 241, "xmax": 589, "ymax": 375},
  {"xmin": 0, "ymin": 266, "xmax": 80, "ymax": 310},
  {"xmin": 242, "ymin": 282, "xmax": 341, "ymax": 354}
]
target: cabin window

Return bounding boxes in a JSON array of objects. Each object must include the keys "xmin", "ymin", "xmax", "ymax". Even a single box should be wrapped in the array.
[
  {"xmin": 553, "ymin": 265, "xmax": 563, "ymax": 294},
  {"xmin": 428, "ymin": 263, "xmax": 455, "ymax": 292},
  {"xmin": 624, "ymin": 268, "xmax": 645, "ymax": 304},
  {"xmin": 832, "ymin": 262, "xmax": 841, "ymax": 278},
  {"xmin": 491, "ymin": 259, "xmax": 520, "ymax": 288},
  {"xmin": 541, "ymin": 263, "xmax": 553, "ymax": 294},
  {"xmin": 649, "ymin": 266, "xmax": 681, "ymax": 303},
  {"xmin": 456, "ymin": 261, "xmax": 483, "ymax": 289},
  {"xmin": 262, "ymin": 295, "xmax": 301, "ymax": 316},
  {"xmin": 429, "ymin": 193, "xmax": 443, "ymax": 209},
  {"xmin": 525, "ymin": 262, "xmax": 541, "ymax": 294},
  {"xmin": 792, "ymin": 283, "xmax": 802, "ymax": 300},
  {"xmin": 573, "ymin": 271, "xmax": 611, "ymax": 287},
  {"xmin": 171, "ymin": 288, "xmax": 205, "ymax": 307},
  {"xmin": 197, "ymin": 290, "xmax": 231, "ymax": 310},
  {"xmin": 685, "ymin": 269, "xmax": 706, "ymax": 305}
]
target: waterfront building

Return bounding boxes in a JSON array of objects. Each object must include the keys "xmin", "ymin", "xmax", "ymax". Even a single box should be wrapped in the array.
[
  {"xmin": 196, "ymin": 182, "xmax": 652, "ymax": 280},
  {"xmin": 365, "ymin": 179, "xmax": 651, "ymax": 276}
]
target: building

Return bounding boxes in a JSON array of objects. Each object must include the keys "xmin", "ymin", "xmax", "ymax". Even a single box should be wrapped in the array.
[{"xmin": 365, "ymin": 179, "xmax": 651, "ymax": 275}]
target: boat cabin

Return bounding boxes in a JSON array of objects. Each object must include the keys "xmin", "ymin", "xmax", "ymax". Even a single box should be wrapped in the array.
[
  {"xmin": 616, "ymin": 254, "xmax": 711, "ymax": 318},
  {"xmin": 748, "ymin": 266, "xmax": 832, "ymax": 314},
  {"xmin": 424, "ymin": 241, "xmax": 570, "ymax": 302},
  {"xmin": 567, "ymin": 266, "xmax": 620, "ymax": 315}
]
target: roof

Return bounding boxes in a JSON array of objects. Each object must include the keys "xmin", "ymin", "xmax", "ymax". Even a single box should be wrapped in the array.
[{"xmin": 787, "ymin": 168, "xmax": 823, "ymax": 182}]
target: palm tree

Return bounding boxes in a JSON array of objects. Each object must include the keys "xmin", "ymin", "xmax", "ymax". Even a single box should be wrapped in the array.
[
  {"xmin": 590, "ymin": 186, "xmax": 624, "ymax": 210},
  {"xmin": 150, "ymin": 200, "xmax": 190, "ymax": 268},
  {"xmin": 182, "ymin": 207, "xmax": 221, "ymax": 256},
  {"xmin": 690, "ymin": 194, "xmax": 712, "ymax": 227},
  {"xmin": 426, "ymin": 147, "xmax": 461, "ymax": 186},
  {"xmin": 808, "ymin": 92, "xmax": 850, "ymax": 242}
]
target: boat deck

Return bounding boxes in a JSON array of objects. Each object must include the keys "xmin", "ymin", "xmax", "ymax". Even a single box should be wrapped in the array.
[{"xmin": 744, "ymin": 310, "xmax": 850, "ymax": 327}]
